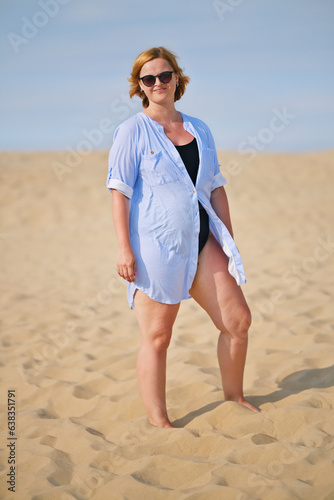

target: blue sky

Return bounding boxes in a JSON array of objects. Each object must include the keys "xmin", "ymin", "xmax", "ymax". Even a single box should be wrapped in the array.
[{"xmin": 1, "ymin": 0, "xmax": 333, "ymax": 152}]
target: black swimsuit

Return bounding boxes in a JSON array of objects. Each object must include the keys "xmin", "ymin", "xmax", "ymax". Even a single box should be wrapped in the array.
[{"xmin": 175, "ymin": 138, "xmax": 210, "ymax": 254}]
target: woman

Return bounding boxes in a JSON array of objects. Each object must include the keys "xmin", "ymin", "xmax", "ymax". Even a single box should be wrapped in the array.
[{"xmin": 107, "ymin": 47, "xmax": 259, "ymax": 428}]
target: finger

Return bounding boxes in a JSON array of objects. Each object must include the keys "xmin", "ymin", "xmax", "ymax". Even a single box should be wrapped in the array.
[
  {"xmin": 127, "ymin": 266, "xmax": 135, "ymax": 282},
  {"xmin": 121, "ymin": 268, "xmax": 129, "ymax": 281},
  {"xmin": 118, "ymin": 266, "xmax": 127, "ymax": 280}
]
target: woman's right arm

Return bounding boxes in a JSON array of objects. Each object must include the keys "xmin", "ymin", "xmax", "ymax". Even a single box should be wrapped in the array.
[{"xmin": 112, "ymin": 190, "xmax": 137, "ymax": 283}]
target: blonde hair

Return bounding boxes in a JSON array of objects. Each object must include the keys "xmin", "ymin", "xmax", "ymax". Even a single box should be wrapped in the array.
[{"xmin": 128, "ymin": 47, "xmax": 190, "ymax": 108}]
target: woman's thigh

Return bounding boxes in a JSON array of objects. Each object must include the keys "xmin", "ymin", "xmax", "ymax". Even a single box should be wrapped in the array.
[
  {"xmin": 134, "ymin": 290, "xmax": 180, "ymax": 342},
  {"xmin": 189, "ymin": 233, "xmax": 251, "ymax": 334}
]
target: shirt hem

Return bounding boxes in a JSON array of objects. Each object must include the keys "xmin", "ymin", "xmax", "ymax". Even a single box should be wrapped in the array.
[{"xmin": 127, "ymin": 283, "xmax": 186, "ymax": 310}]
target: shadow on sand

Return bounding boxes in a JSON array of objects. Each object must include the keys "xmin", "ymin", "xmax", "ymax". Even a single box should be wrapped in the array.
[{"xmin": 171, "ymin": 365, "xmax": 334, "ymax": 427}]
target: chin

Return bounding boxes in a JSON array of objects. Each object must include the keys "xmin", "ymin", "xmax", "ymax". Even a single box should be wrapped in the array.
[{"xmin": 151, "ymin": 92, "xmax": 173, "ymax": 104}]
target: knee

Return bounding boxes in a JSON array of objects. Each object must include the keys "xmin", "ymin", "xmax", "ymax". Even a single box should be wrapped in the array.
[
  {"xmin": 238, "ymin": 307, "xmax": 252, "ymax": 338},
  {"xmin": 143, "ymin": 328, "xmax": 172, "ymax": 352},
  {"xmin": 222, "ymin": 306, "xmax": 252, "ymax": 341}
]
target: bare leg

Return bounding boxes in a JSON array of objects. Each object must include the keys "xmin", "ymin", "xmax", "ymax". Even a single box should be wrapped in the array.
[
  {"xmin": 134, "ymin": 290, "xmax": 180, "ymax": 428},
  {"xmin": 190, "ymin": 233, "xmax": 259, "ymax": 413},
  {"xmin": 217, "ymin": 332, "xmax": 257, "ymax": 412}
]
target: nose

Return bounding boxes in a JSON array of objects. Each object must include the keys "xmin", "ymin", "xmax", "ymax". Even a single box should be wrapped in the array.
[{"xmin": 154, "ymin": 77, "xmax": 163, "ymax": 87}]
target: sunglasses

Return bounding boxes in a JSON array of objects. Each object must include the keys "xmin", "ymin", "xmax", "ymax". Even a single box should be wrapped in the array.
[{"xmin": 139, "ymin": 71, "xmax": 175, "ymax": 88}]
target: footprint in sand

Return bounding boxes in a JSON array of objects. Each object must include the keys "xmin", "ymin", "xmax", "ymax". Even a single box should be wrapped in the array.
[{"xmin": 251, "ymin": 433, "xmax": 278, "ymax": 445}]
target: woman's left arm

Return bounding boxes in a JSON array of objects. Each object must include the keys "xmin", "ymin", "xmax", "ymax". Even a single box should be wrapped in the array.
[{"xmin": 210, "ymin": 186, "xmax": 234, "ymax": 238}]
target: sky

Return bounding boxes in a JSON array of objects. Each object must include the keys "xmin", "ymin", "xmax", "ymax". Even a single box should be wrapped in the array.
[{"xmin": 1, "ymin": 0, "xmax": 334, "ymax": 152}]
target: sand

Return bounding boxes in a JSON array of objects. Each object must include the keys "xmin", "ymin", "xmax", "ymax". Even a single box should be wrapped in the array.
[{"xmin": 0, "ymin": 149, "xmax": 334, "ymax": 500}]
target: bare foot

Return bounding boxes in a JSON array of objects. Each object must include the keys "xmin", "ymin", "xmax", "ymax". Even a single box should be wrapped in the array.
[
  {"xmin": 149, "ymin": 419, "xmax": 174, "ymax": 429},
  {"xmin": 226, "ymin": 397, "xmax": 261, "ymax": 413},
  {"xmin": 239, "ymin": 398, "xmax": 261, "ymax": 413}
]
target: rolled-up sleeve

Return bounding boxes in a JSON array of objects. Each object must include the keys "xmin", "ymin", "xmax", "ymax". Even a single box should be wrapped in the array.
[
  {"xmin": 206, "ymin": 127, "xmax": 227, "ymax": 191},
  {"xmin": 212, "ymin": 170, "xmax": 227, "ymax": 190},
  {"xmin": 107, "ymin": 123, "xmax": 139, "ymax": 199}
]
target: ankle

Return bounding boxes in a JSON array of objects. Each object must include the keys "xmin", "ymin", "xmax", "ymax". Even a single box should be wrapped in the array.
[
  {"xmin": 148, "ymin": 417, "xmax": 173, "ymax": 429},
  {"xmin": 148, "ymin": 408, "xmax": 173, "ymax": 428},
  {"xmin": 224, "ymin": 392, "xmax": 244, "ymax": 403}
]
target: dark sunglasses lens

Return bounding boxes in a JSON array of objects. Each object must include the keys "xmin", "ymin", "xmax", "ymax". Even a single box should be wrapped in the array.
[
  {"xmin": 160, "ymin": 72, "xmax": 173, "ymax": 83},
  {"xmin": 142, "ymin": 76, "xmax": 155, "ymax": 87}
]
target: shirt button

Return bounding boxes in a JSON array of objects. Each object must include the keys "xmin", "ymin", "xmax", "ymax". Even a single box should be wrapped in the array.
[{"xmin": 192, "ymin": 190, "xmax": 196, "ymax": 193}]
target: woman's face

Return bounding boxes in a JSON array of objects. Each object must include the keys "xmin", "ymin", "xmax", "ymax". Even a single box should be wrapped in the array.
[{"xmin": 139, "ymin": 57, "xmax": 178, "ymax": 107}]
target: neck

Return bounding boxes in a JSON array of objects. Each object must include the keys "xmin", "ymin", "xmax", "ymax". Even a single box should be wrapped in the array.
[{"xmin": 143, "ymin": 102, "xmax": 180, "ymax": 125}]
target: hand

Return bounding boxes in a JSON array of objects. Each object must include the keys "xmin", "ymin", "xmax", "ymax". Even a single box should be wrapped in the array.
[{"xmin": 117, "ymin": 246, "xmax": 137, "ymax": 283}]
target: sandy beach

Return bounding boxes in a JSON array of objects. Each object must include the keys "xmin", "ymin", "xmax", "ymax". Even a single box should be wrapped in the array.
[{"xmin": 0, "ymin": 149, "xmax": 334, "ymax": 500}]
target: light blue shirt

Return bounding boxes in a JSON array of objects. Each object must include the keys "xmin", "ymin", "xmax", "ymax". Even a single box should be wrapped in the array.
[{"xmin": 107, "ymin": 111, "xmax": 246, "ymax": 308}]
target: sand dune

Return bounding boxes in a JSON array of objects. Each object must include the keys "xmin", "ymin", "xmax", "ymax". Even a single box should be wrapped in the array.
[{"xmin": 0, "ymin": 150, "xmax": 334, "ymax": 499}]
